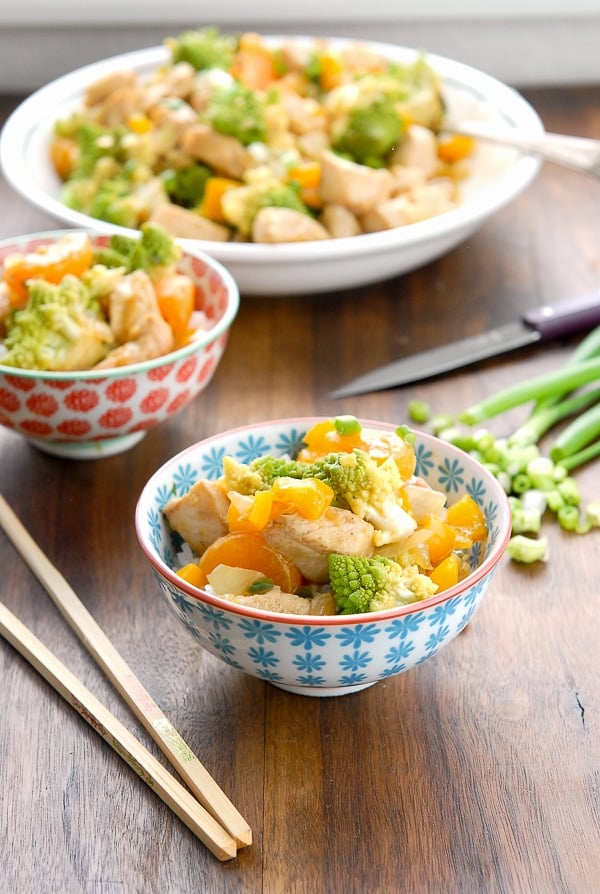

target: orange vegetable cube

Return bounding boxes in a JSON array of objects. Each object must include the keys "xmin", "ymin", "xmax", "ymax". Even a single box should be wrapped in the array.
[
  {"xmin": 49, "ymin": 135, "xmax": 79, "ymax": 180},
  {"xmin": 231, "ymin": 33, "xmax": 281, "ymax": 91},
  {"xmin": 423, "ymin": 515, "xmax": 456, "ymax": 567},
  {"xmin": 153, "ymin": 273, "xmax": 196, "ymax": 342},
  {"xmin": 227, "ymin": 490, "xmax": 274, "ymax": 532},
  {"xmin": 319, "ymin": 52, "xmax": 344, "ymax": 91},
  {"xmin": 437, "ymin": 134, "xmax": 476, "ymax": 164},
  {"xmin": 429, "ymin": 553, "xmax": 460, "ymax": 592},
  {"xmin": 446, "ymin": 494, "xmax": 487, "ymax": 542},
  {"xmin": 176, "ymin": 562, "xmax": 208, "ymax": 588},
  {"xmin": 270, "ymin": 477, "xmax": 334, "ymax": 520},
  {"xmin": 198, "ymin": 177, "xmax": 241, "ymax": 223},
  {"xmin": 3, "ymin": 232, "xmax": 94, "ymax": 304},
  {"xmin": 297, "ymin": 420, "xmax": 365, "ymax": 461}
]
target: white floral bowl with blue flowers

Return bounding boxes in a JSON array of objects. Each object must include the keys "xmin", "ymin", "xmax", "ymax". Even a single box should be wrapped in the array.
[{"xmin": 135, "ymin": 417, "xmax": 511, "ymax": 696}]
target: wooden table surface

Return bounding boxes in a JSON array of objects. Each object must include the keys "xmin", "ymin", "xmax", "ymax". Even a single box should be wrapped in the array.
[{"xmin": 1, "ymin": 87, "xmax": 599, "ymax": 894}]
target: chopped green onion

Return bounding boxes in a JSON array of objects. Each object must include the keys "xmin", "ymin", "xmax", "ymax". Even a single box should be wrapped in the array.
[
  {"xmin": 334, "ymin": 415, "xmax": 362, "ymax": 436},
  {"xmin": 407, "ymin": 399, "xmax": 430, "ymax": 423},
  {"xmin": 557, "ymin": 504, "xmax": 580, "ymax": 531},
  {"xmin": 246, "ymin": 578, "xmax": 275, "ymax": 594},
  {"xmin": 507, "ymin": 534, "xmax": 549, "ymax": 564},
  {"xmin": 396, "ymin": 424, "xmax": 415, "ymax": 444}
]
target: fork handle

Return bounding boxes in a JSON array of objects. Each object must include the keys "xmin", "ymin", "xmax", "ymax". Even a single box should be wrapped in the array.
[{"xmin": 443, "ymin": 119, "xmax": 600, "ymax": 178}]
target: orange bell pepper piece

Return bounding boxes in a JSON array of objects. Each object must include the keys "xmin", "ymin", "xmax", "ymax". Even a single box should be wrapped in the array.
[
  {"xmin": 231, "ymin": 33, "xmax": 281, "ymax": 91},
  {"xmin": 153, "ymin": 272, "xmax": 196, "ymax": 343},
  {"xmin": 198, "ymin": 176, "xmax": 241, "ymax": 223},
  {"xmin": 423, "ymin": 515, "xmax": 456, "ymax": 567},
  {"xmin": 446, "ymin": 494, "xmax": 487, "ymax": 542},
  {"xmin": 3, "ymin": 232, "xmax": 94, "ymax": 305},
  {"xmin": 429, "ymin": 553, "xmax": 460, "ymax": 592}
]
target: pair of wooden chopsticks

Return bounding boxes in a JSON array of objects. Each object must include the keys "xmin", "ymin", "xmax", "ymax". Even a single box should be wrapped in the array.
[{"xmin": 0, "ymin": 494, "xmax": 251, "ymax": 861}]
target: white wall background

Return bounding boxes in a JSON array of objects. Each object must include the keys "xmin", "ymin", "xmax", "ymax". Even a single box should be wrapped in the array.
[{"xmin": 1, "ymin": 2, "xmax": 599, "ymax": 91}]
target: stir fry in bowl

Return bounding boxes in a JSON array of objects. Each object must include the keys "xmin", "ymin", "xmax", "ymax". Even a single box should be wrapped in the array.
[
  {"xmin": 50, "ymin": 27, "xmax": 476, "ymax": 246},
  {"xmin": 162, "ymin": 416, "xmax": 489, "ymax": 615},
  {"xmin": 0, "ymin": 225, "xmax": 209, "ymax": 371}
]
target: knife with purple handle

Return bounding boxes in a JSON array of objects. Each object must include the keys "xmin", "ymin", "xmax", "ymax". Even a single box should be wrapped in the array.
[{"xmin": 330, "ymin": 290, "xmax": 600, "ymax": 398}]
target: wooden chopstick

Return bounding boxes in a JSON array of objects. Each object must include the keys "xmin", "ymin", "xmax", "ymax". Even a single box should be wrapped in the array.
[
  {"xmin": 0, "ymin": 602, "xmax": 237, "ymax": 861},
  {"xmin": 0, "ymin": 494, "xmax": 251, "ymax": 850}
]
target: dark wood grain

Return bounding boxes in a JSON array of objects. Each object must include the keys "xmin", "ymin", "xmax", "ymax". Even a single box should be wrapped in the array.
[{"xmin": 1, "ymin": 87, "xmax": 599, "ymax": 894}]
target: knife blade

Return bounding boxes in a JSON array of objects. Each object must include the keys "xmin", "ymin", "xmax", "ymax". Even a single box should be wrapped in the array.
[{"xmin": 330, "ymin": 290, "xmax": 600, "ymax": 398}]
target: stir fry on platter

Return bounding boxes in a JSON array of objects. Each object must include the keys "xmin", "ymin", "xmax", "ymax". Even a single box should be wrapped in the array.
[{"xmin": 51, "ymin": 28, "xmax": 475, "ymax": 245}]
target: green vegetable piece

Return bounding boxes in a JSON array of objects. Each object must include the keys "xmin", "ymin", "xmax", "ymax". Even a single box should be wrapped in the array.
[
  {"xmin": 168, "ymin": 26, "xmax": 236, "ymax": 71},
  {"xmin": 2, "ymin": 276, "xmax": 114, "ymax": 371},
  {"xmin": 584, "ymin": 503, "xmax": 600, "ymax": 527},
  {"xmin": 557, "ymin": 504, "xmax": 580, "ymax": 532},
  {"xmin": 408, "ymin": 400, "xmax": 430, "ymax": 424},
  {"xmin": 459, "ymin": 358, "xmax": 600, "ymax": 426},
  {"xmin": 332, "ymin": 97, "xmax": 403, "ymax": 168},
  {"xmin": 203, "ymin": 82, "xmax": 267, "ymax": 146},
  {"xmin": 251, "ymin": 455, "xmax": 310, "ymax": 488},
  {"xmin": 162, "ymin": 165, "xmax": 212, "ymax": 208},
  {"xmin": 506, "ymin": 535, "xmax": 549, "ymax": 564},
  {"xmin": 246, "ymin": 578, "xmax": 275, "ymax": 594},
  {"xmin": 328, "ymin": 553, "xmax": 435, "ymax": 614},
  {"xmin": 395, "ymin": 424, "xmax": 416, "ymax": 445},
  {"xmin": 511, "ymin": 508, "xmax": 542, "ymax": 535},
  {"xmin": 334, "ymin": 415, "xmax": 362, "ymax": 436},
  {"xmin": 94, "ymin": 223, "xmax": 181, "ymax": 274},
  {"xmin": 550, "ymin": 403, "xmax": 600, "ymax": 463}
]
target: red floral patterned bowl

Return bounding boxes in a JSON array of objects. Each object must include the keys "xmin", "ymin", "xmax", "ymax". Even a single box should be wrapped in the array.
[{"xmin": 0, "ymin": 230, "xmax": 239, "ymax": 458}]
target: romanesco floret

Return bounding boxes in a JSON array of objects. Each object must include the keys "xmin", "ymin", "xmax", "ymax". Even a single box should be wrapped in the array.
[
  {"xmin": 93, "ymin": 223, "xmax": 181, "ymax": 274},
  {"xmin": 328, "ymin": 554, "xmax": 437, "ymax": 614},
  {"xmin": 221, "ymin": 456, "xmax": 265, "ymax": 495},
  {"xmin": 250, "ymin": 455, "xmax": 310, "ymax": 488},
  {"xmin": 161, "ymin": 164, "xmax": 212, "ymax": 208},
  {"xmin": 221, "ymin": 454, "xmax": 310, "ymax": 494},
  {"xmin": 166, "ymin": 27, "xmax": 237, "ymax": 72},
  {"xmin": 202, "ymin": 82, "xmax": 268, "ymax": 146},
  {"xmin": 331, "ymin": 96, "xmax": 404, "ymax": 168},
  {"xmin": 310, "ymin": 449, "xmax": 417, "ymax": 545},
  {"xmin": 1, "ymin": 276, "xmax": 114, "ymax": 371}
]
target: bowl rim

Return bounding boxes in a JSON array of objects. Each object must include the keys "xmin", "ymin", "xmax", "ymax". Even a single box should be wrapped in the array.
[
  {"xmin": 0, "ymin": 37, "xmax": 543, "ymax": 271},
  {"xmin": 0, "ymin": 228, "xmax": 240, "ymax": 379},
  {"xmin": 135, "ymin": 416, "xmax": 512, "ymax": 625}
]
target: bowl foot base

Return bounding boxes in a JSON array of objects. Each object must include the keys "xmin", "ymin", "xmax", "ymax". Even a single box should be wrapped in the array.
[
  {"xmin": 30, "ymin": 431, "xmax": 146, "ymax": 460},
  {"xmin": 271, "ymin": 680, "xmax": 376, "ymax": 697}
]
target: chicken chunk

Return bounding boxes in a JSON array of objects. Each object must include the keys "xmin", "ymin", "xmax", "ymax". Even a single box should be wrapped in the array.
[
  {"xmin": 149, "ymin": 204, "xmax": 231, "ymax": 241},
  {"xmin": 93, "ymin": 269, "xmax": 174, "ymax": 368},
  {"xmin": 180, "ymin": 123, "xmax": 253, "ymax": 179},
  {"xmin": 319, "ymin": 150, "xmax": 395, "ymax": 215},
  {"xmin": 263, "ymin": 507, "xmax": 375, "ymax": 583},
  {"xmin": 389, "ymin": 124, "xmax": 440, "ymax": 178},
  {"xmin": 252, "ymin": 207, "xmax": 330, "ymax": 243},
  {"xmin": 320, "ymin": 203, "xmax": 362, "ymax": 239},
  {"xmin": 403, "ymin": 481, "xmax": 447, "ymax": 524},
  {"xmin": 92, "ymin": 86, "xmax": 144, "ymax": 127},
  {"xmin": 84, "ymin": 70, "xmax": 138, "ymax": 108},
  {"xmin": 360, "ymin": 181, "xmax": 456, "ymax": 232},
  {"xmin": 226, "ymin": 591, "xmax": 318, "ymax": 615},
  {"xmin": 163, "ymin": 479, "xmax": 230, "ymax": 555},
  {"xmin": 142, "ymin": 62, "xmax": 197, "ymax": 108}
]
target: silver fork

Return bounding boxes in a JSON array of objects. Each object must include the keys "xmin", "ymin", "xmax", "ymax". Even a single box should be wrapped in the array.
[{"xmin": 442, "ymin": 119, "xmax": 600, "ymax": 178}]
